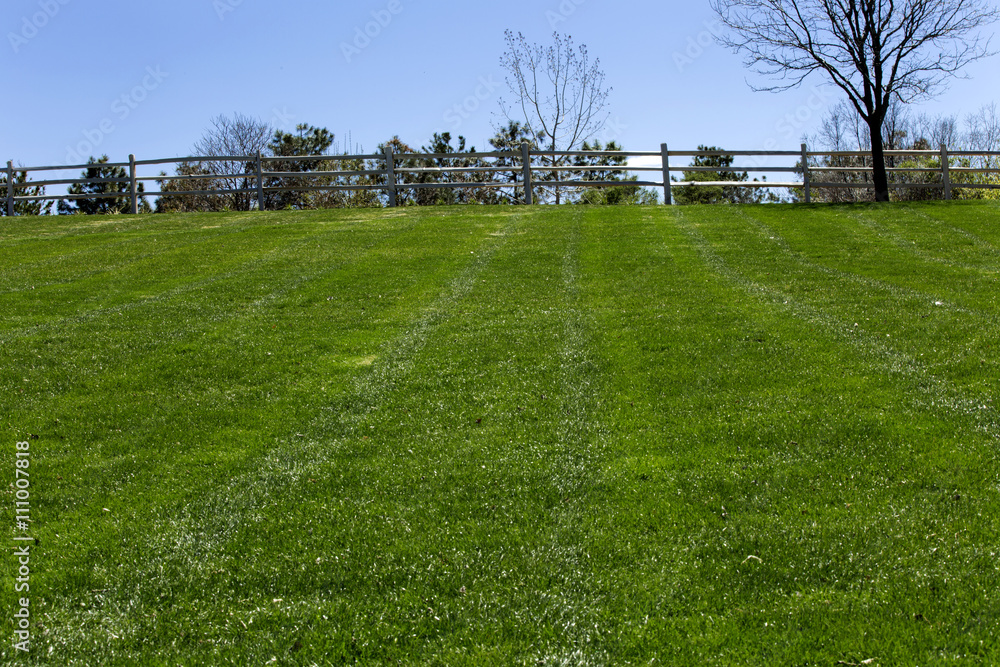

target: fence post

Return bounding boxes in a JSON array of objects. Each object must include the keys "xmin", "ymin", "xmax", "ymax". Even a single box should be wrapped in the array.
[
  {"xmin": 129, "ymin": 154, "xmax": 138, "ymax": 214},
  {"xmin": 801, "ymin": 143, "xmax": 811, "ymax": 204},
  {"xmin": 256, "ymin": 151, "xmax": 265, "ymax": 211},
  {"xmin": 6, "ymin": 161, "xmax": 13, "ymax": 217},
  {"xmin": 940, "ymin": 144, "xmax": 952, "ymax": 200},
  {"xmin": 661, "ymin": 143, "xmax": 672, "ymax": 205},
  {"xmin": 520, "ymin": 142, "xmax": 533, "ymax": 205},
  {"xmin": 384, "ymin": 146, "xmax": 397, "ymax": 207}
]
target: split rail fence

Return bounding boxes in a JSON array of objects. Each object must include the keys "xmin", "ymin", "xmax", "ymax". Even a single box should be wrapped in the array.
[{"xmin": 5, "ymin": 144, "xmax": 1000, "ymax": 215}]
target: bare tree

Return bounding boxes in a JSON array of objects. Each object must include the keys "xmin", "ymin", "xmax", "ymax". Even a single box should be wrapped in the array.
[
  {"xmin": 155, "ymin": 162, "xmax": 227, "ymax": 213},
  {"xmin": 809, "ymin": 101, "xmax": 875, "ymax": 202},
  {"xmin": 966, "ymin": 102, "xmax": 1000, "ymax": 152},
  {"xmin": 817, "ymin": 100, "xmax": 856, "ymax": 151},
  {"xmin": 965, "ymin": 102, "xmax": 1000, "ymax": 189},
  {"xmin": 913, "ymin": 112, "xmax": 960, "ymax": 150},
  {"xmin": 498, "ymin": 30, "xmax": 611, "ymax": 204},
  {"xmin": 712, "ymin": 0, "xmax": 999, "ymax": 201},
  {"xmin": 190, "ymin": 113, "xmax": 274, "ymax": 211}
]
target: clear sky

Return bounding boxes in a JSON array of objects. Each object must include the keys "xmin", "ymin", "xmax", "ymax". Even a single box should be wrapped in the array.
[{"xmin": 4, "ymin": 0, "xmax": 999, "ymax": 175}]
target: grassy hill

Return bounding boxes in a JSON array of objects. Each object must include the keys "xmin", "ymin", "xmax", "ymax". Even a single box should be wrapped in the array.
[{"xmin": 2, "ymin": 202, "xmax": 999, "ymax": 665}]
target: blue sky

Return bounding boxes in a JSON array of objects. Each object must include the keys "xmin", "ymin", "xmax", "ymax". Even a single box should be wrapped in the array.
[{"xmin": 4, "ymin": 0, "xmax": 999, "ymax": 176}]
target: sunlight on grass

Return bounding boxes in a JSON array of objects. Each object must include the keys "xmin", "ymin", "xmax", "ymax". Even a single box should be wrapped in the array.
[{"xmin": 2, "ymin": 203, "xmax": 999, "ymax": 665}]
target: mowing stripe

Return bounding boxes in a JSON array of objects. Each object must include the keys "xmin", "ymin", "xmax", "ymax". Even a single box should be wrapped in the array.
[
  {"xmin": 529, "ymin": 209, "xmax": 611, "ymax": 665},
  {"xmin": 841, "ymin": 206, "xmax": 1000, "ymax": 274},
  {"xmin": 36, "ymin": 212, "xmax": 522, "ymax": 654},
  {"xmin": 0, "ymin": 214, "xmax": 426, "ymax": 339},
  {"xmin": 897, "ymin": 203, "xmax": 1000, "ymax": 253},
  {"xmin": 673, "ymin": 206, "xmax": 999, "ymax": 444},
  {"xmin": 732, "ymin": 205, "xmax": 986, "ymax": 317},
  {"xmin": 7, "ymin": 205, "xmax": 1000, "ymax": 664}
]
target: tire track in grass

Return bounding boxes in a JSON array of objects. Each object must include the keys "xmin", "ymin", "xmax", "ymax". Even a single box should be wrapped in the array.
[
  {"xmin": 0, "ymin": 223, "xmax": 258, "ymax": 296},
  {"xmin": 38, "ymin": 211, "xmax": 523, "ymax": 658},
  {"xmin": 198, "ymin": 209, "xmax": 607, "ymax": 665},
  {"xmin": 281, "ymin": 209, "xmax": 609, "ymax": 664},
  {"xmin": 0, "ymin": 213, "xmax": 295, "ymax": 300},
  {"xmin": 896, "ymin": 203, "xmax": 1000, "ymax": 255},
  {"xmin": 0, "ymin": 212, "xmax": 181, "ymax": 253},
  {"xmin": 731, "ymin": 206, "xmax": 1000, "ymax": 405},
  {"xmin": 1, "ymin": 212, "xmax": 440, "ymax": 503},
  {"xmin": 732, "ymin": 203, "xmax": 1000, "ymax": 367},
  {"xmin": 731, "ymin": 206, "xmax": 986, "ymax": 318},
  {"xmin": 673, "ymin": 206, "xmax": 999, "ymax": 445},
  {"xmin": 44, "ymin": 209, "xmax": 610, "ymax": 664},
  {"xmin": 309, "ymin": 212, "xmax": 523, "ymax": 435},
  {"xmin": 4, "ymin": 214, "xmax": 437, "ymax": 474},
  {"xmin": 645, "ymin": 208, "xmax": 1000, "ymax": 663},
  {"xmin": 6, "ymin": 211, "xmax": 492, "ymax": 660},
  {"xmin": 896, "ymin": 200, "xmax": 1000, "ymax": 248},
  {"xmin": 838, "ymin": 205, "xmax": 1000, "ymax": 274},
  {"xmin": 530, "ymin": 209, "xmax": 611, "ymax": 666},
  {"xmin": 0, "ymin": 212, "xmax": 426, "ymax": 344}
]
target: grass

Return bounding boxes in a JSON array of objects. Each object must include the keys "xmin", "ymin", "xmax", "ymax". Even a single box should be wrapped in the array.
[{"xmin": 2, "ymin": 201, "xmax": 999, "ymax": 665}]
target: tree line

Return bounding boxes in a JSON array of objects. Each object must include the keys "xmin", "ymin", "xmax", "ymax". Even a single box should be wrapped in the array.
[
  {"xmin": 5, "ymin": 115, "xmax": 657, "ymax": 215},
  {"xmin": 668, "ymin": 100, "xmax": 1000, "ymax": 206},
  {"xmin": 798, "ymin": 101, "xmax": 1000, "ymax": 203},
  {"xmin": 5, "ymin": 5, "xmax": 999, "ymax": 215},
  {"xmin": 6, "ymin": 103, "xmax": 998, "ymax": 215}
]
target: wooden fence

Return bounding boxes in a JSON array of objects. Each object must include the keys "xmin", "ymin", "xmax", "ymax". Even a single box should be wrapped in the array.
[{"xmin": 5, "ymin": 144, "xmax": 1000, "ymax": 215}]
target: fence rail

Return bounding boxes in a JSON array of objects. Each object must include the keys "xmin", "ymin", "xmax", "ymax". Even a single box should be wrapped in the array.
[{"xmin": 5, "ymin": 144, "xmax": 1000, "ymax": 215}]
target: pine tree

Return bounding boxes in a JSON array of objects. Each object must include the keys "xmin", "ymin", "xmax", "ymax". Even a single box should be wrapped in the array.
[
  {"xmin": 58, "ymin": 156, "xmax": 149, "ymax": 215},
  {"xmin": 488, "ymin": 121, "xmax": 539, "ymax": 204},
  {"xmin": 0, "ymin": 168, "xmax": 53, "ymax": 216},
  {"xmin": 674, "ymin": 147, "xmax": 772, "ymax": 205},
  {"xmin": 573, "ymin": 141, "xmax": 658, "ymax": 205},
  {"xmin": 267, "ymin": 124, "xmax": 335, "ymax": 210}
]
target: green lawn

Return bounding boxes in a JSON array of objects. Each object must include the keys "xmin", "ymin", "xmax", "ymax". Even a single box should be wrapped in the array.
[{"xmin": 2, "ymin": 202, "xmax": 999, "ymax": 665}]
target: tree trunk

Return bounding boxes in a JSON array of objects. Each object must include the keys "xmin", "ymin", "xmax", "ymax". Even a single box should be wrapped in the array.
[
  {"xmin": 869, "ymin": 120, "xmax": 891, "ymax": 202},
  {"xmin": 553, "ymin": 155, "xmax": 561, "ymax": 205}
]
